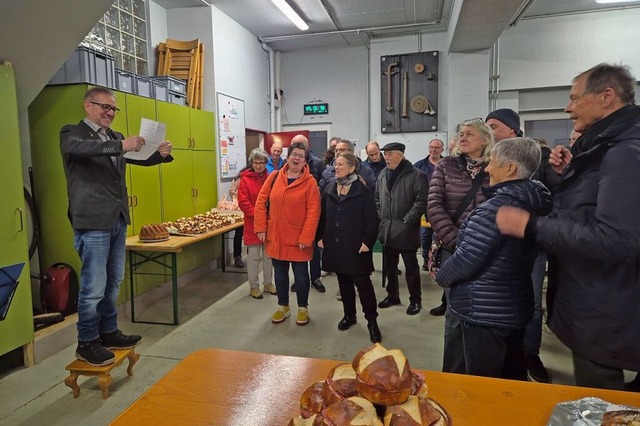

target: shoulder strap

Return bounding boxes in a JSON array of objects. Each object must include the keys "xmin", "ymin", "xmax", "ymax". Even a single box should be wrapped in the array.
[{"xmin": 452, "ymin": 172, "xmax": 485, "ymax": 223}]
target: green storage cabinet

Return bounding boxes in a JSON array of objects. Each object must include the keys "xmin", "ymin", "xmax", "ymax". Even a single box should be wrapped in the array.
[{"xmin": 0, "ymin": 65, "xmax": 34, "ymax": 356}]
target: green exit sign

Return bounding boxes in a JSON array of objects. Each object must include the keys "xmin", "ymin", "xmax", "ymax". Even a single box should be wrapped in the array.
[{"xmin": 304, "ymin": 103, "xmax": 329, "ymax": 115}]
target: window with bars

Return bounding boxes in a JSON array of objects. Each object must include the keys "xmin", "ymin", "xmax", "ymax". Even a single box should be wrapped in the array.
[{"xmin": 82, "ymin": 0, "xmax": 149, "ymax": 75}]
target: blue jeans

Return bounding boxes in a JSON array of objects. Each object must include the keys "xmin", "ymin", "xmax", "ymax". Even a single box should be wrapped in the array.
[
  {"xmin": 74, "ymin": 216, "xmax": 127, "ymax": 342},
  {"xmin": 272, "ymin": 259, "xmax": 310, "ymax": 307},
  {"xmin": 524, "ymin": 251, "xmax": 546, "ymax": 355}
]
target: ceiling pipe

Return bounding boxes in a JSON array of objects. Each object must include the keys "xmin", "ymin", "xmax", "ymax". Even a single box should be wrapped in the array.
[
  {"xmin": 509, "ymin": 0, "xmax": 536, "ymax": 27},
  {"xmin": 259, "ymin": 20, "xmax": 442, "ymax": 43},
  {"xmin": 522, "ymin": 4, "xmax": 640, "ymax": 20},
  {"xmin": 261, "ymin": 42, "xmax": 277, "ymax": 132}
]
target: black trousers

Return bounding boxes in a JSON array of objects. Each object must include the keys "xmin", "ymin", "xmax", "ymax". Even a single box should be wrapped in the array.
[
  {"xmin": 233, "ymin": 226, "xmax": 244, "ymax": 257},
  {"xmin": 383, "ymin": 247, "xmax": 421, "ymax": 304},
  {"xmin": 337, "ymin": 273, "xmax": 378, "ymax": 322},
  {"xmin": 460, "ymin": 321, "xmax": 528, "ymax": 381},
  {"xmin": 572, "ymin": 352, "xmax": 625, "ymax": 390}
]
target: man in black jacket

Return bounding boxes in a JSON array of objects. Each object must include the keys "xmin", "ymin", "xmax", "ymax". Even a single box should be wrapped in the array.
[
  {"xmin": 497, "ymin": 63, "xmax": 640, "ymax": 390},
  {"xmin": 61, "ymin": 87, "xmax": 173, "ymax": 366},
  {"xmin": 375, "ymin": 142, "xmax": 428, "ymax": 315}
]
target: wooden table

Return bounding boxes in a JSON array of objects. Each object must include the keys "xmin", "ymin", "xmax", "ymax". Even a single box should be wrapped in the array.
[
  {"xmin": 110, "ymin": 348, "xmax": 640, "ymax": 425},
  {"xmin": 125, "ymin": 222, "xmax": 243, "ymax": 325}
]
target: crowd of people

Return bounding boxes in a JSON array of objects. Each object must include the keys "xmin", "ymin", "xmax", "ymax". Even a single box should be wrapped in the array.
[{"xmin": 63, "ymin": 63, "xmax": 639, "ymax": 393}]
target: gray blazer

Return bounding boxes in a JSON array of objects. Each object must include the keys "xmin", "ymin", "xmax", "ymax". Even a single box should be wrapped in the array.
[{"xmin": 60, "ymin": 120, "xmax": 173, "ymax": 230}]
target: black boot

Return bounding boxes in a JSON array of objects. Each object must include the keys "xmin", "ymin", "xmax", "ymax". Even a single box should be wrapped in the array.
[
  {"xmin": 367, "ymin": 321, "xmax": 382, "ymax": 343},
  {"xmin": 338, "ymin": 315, "xmax": 357, "ymax": 330}
]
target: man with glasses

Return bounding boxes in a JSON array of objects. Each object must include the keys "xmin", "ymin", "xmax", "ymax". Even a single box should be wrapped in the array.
[
  {"xmin": 60, "ymin": 87, "xmax": 173, "ymax": 367},
  {"xmin": 413, "ymin": 139, "xmax": 444, "ymax": 276}
]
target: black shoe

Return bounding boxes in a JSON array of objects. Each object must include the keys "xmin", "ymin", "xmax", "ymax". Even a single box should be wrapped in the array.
[
  {"xmin": 378, "ymin": 296, "xmax": 401, "ymax": 309},
  {"xmin": 422, "ymin": 259, "xmax": 428, "ymax": 271},
  {"xmin": 525, "ymin": 354, "xmax": 550, "ymax": 383},
  {"xmin": 100, "ymin": 330, "xmax": 142, "ymax": 350},
  {"xmin": 311, "ymin": 278, "xmax": 326, "ymax": 293},
  {"xmin": 406, "ymin": 302, "xmax": 422, "ymax": 315},
  {"xmin": 338, "ymin": 316, "xmax": 357, "ymax": 330},
  {"xmin": 429, "ymin": 303, "xmax": 446, "ymax": 316},
  {"xmin": 367, "ymin": 321, "xmax": 382, "ymax": 343},
  {"xmin": 76, "ymin": 340, "xmax": 115, "ymax": 366},
  {"xmin": 291, "ymin": 283, "xmax": 297, "ymax": 292}
]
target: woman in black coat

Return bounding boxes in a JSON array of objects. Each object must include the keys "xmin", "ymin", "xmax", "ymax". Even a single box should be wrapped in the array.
[{"xmin": 318, "ymin": 152, "xmax": 381, "ymax": 343}]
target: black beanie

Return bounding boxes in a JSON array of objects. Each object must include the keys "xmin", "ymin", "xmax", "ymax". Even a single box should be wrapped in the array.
[{"xmin": 485, "ymin": 108, "xmax": 523, "ymax": 137}]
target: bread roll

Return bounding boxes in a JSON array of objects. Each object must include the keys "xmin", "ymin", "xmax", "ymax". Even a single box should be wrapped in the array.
[
  {"xmin": 301, "ymin": 381, "xmax": 325, "ymax": 419},
  {"xmin": 601, "ymin": 409, "xmax": 640, "ymax": 426},
  {"xmin": 319, "ymin": 396, "xmax": 383, "ymax": 426},
  {"xmin": 383, "ymin": 396, "xmax": 450, "ymax": 426},
  {"xmin": 352, "ymin": 343, "xmax": 413, "ymax": 406},
  {"xmin": 410, "ymin": 370, "xmax": 429, "ymax": 399},
  {"xmin": 323, "ymin": 363, "xmax": 359, "ymax": 406}
]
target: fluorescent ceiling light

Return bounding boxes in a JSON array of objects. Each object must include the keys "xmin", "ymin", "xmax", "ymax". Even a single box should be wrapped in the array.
[
  {"xmin": 596, "ymin": 0, "xmax": 640, "ymax": 3},
  {"xmin": 271, "ymin": 0, "xmax": 309, "ymax": 31}
]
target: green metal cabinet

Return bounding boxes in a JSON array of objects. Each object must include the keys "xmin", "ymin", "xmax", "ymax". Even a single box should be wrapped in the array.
[{"xmin": 0, "ymin": 65, "xmax": 34, "ymax": 356}]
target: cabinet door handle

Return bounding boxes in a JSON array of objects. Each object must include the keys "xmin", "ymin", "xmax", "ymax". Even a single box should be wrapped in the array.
[
  {"xmin": 133, "ymin": 195, "xmax": 138, "ymax": 206},
  {"xmin": 192, "ymin": 138, "xmax": 196, "ymax": 148},
  {"xmin": 128, "ymin": 196, "xmax": 132, "ymax": 208},
  {"xmin": 16, "ymin": 208, "xmax": 24, "ymax": 232},
  {"xmin": 194, "ymin": 188, "xmax": 198, "ymax": 198}
]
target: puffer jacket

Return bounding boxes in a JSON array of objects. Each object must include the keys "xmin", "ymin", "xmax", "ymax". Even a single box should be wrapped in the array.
[
  {"xmin": 254, "ymin": 164, "xmax": 320, "ymax": 262},
  {"xmin": 427, "ymin": 156, "xmax": 489, "ymax": 251},
  {"xmin": 237, "ymin": 168, "xmax": 269, "ymax": 245},
  {"xmin": 375, "ymin": 159, "xmax": 428, "ymax": 250},
  {"xmin": 536, "ymin": 105, "xmax": 640, "ymax": 371},
  {"xmin": 436, "ymin": 179, "xmax": 552, "ymax": 329}
]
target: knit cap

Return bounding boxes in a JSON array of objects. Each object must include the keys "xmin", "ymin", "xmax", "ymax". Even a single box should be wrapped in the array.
[{"xmin": 485, "ymin": 108, "xmax": 523, "ymax": 137}]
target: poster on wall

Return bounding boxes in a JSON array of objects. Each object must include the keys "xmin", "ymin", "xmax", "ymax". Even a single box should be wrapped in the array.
[{"xmin": 216, "ymin": 93, "xmax": 246, "ymax": 180}]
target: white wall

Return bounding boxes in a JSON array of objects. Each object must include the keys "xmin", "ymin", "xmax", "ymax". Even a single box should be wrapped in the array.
[
  {"xmin": 499, "ymin": 8, "xmax": 640, "ymax": 91},
  {"xmin": 148, "ymin": 1, "xmax": 167, "ymax": 76},
  {"xmin": 280, "ymin": 45, "xmax": 369, "ymax": 144}
]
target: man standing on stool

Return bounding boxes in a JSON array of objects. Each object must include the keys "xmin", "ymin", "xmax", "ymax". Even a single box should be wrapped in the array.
[
  {"xmin": 60, "ymin": 87, "xmax": 173, "ymax": 366},
  {"xmin": 375, "ymin": 142, "xmax": 428, "ymax": 315}
]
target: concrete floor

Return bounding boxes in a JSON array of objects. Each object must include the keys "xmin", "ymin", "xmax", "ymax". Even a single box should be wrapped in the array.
[{"xmin": 0, "ymin": 253, "xmax": 583, "ymax": 425}]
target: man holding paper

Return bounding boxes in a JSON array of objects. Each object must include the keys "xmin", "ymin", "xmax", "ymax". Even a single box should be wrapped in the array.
[{"xmin": 60, "ymin": 87, "xmax": 173, "ymax": 366}]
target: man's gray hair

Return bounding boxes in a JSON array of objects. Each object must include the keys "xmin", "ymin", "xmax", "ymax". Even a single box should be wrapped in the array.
[
  {"xmin": 337, "ymin": 138, "xmax": 355, "ymax": 152},
  {"xmin": 490, "ymin": 137, "xmax": 541, "ymax": 179},
  {"xmin": 579, "ymin": 63, "xmax": 636, "ymax": 106}
]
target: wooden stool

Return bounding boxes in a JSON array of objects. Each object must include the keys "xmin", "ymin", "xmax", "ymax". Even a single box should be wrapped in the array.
[{"xmin": 64, "ymin": 348, "xmax": 140, "ymax": 399}]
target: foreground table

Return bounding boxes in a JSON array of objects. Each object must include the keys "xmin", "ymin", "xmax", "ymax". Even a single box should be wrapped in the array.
[
  {"xmin": 110, "ymin": 348, "xmax": 640, "ymax": 425},
  {"xmin": 125, "ymin": 222, "xmax": 243, "ymax": 325}
]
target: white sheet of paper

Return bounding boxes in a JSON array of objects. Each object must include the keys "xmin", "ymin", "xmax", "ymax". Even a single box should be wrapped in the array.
[{"xmin": 123, "ymin": 118, "xmax": 166, "ymax": 160}]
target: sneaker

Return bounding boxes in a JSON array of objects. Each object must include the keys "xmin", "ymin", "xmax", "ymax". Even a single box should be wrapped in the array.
[
  {"xmin": 296, "ymin": 307, "xmax": 310, "ymax": 326},
  {"xmin": 311, "ymin": 278, "xmax": 326, "ymax": 293},
  {"xmin": 263, "ymin": 283, "xmax": 277, "ymax": 295},
  {"xmin": 234, "ymin": 256, "xmax": 245, "ymax": 268},
  {"xmin": 250, "ymin": 288, "xmax": 263, "ymax": 299},
  {"xmin": 525, "ymin": 354, "xmax": 550, "ymax": 383},
  {"xmin": 336, "ymin": 289, "xmax": 342, "ymax": 301},
  {"xmin": 272, "ymin": 305, "xmax": 290, "ymax": 324},
  {"xmin": 99, "ymin": 330, "xmax": 142, "ymax": 350},
  {"xmin": 76, "ymin": 340, "xmax": 115, "ymax": 366},
  {"xmin": 320, "ymin": 270, "xmax": 330, "ymax": 277},
  {"xmin": 291, "ymin": 283, "xmax": 297, "ymax": 292}
]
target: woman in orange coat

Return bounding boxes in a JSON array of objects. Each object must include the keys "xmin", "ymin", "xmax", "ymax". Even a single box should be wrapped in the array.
[{"xmin": 254, "ymin": 141, "xmax": 321, "ymax": 326}]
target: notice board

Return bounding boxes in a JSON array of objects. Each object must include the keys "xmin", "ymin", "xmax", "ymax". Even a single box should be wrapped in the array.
[{"xmin": 216, "ymin": 93, "xmax": 246, "ymax": 179}]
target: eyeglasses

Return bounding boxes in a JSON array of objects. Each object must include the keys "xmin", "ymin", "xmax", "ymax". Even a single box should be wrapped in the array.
[
  {"xmin": 463, "ymin": 117, "xmax": 484, "ymax": 124},
  {"xmin": 89, "ymin": 101, "xmax": 120, "ymax": 114},
  {"xmin": 289, "ymin": 153, "xmax": 306, "ymax": 159},
  {"xmin": 252, "ymin": 161, "xmax": 266, "ymax": 165},
  {"xmin": 429, "ymin": 146, "xmax": 443, "ymax": 150}
]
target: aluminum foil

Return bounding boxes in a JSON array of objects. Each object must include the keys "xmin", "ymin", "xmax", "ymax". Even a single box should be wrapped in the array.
[{"xmin": 547, "ymin": 397, "xmax": 639, "ymax": 426}]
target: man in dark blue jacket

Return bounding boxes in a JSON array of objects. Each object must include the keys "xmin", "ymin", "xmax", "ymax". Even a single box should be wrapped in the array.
[
  {"xmin": 437, "ymin": 137, "xmax": 552, "ymax": 380},
  {"xmin": 497, "ymin": 63, "xmax": 640, "ymax": 390}
]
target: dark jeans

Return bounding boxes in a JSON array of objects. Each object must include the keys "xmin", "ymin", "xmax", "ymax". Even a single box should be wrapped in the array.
[
  {"xmin": 420, "ymin": 227, "xmax": 433, "ymax": 259},
  {"xmin": 337, "ymin": 273, "xmax": 378, "ymax": 322},
  {"xmin": 233, "ymin": 227, "xmax": 244, "ymax": 258},
  {"xmin": 309, "ymin": 244, "xmax": 321, "ymax": 282},
  {"xmin": 572, "ymin": 352, "xmax": 625, "ymax": 390},
  {"xmin": 460, "ymin": 321, "xmax": 528, "ymax": 380},
  {"xmin": 524, "ymin": 250, "xmax": 546, "ymax": 356},
  {"xmin": 272, "ymin": 259, "xmax": 310, "ymax": 307},
  {"xmin": 383, "ymin": 247, "xmax": 421, "ymax": 304},
  {"xmin": 442, "ymin": 294, "xmax": 465, "ymax": 373}
]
